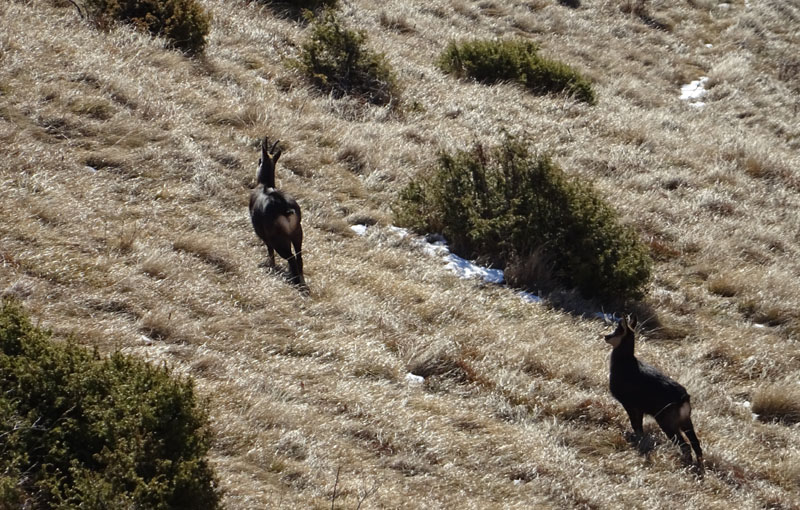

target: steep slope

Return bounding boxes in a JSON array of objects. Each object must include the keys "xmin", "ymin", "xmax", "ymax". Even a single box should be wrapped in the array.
[{"xmin": 2, "ymin": 0, "xmax": 799, "ymax": 507}]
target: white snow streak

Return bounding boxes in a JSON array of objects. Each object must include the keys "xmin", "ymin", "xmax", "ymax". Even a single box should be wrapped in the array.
[
  {"xmin": 405, "ymin": 372, "xmax": 425, "ymax": 384},
  {"xmin": 354, "ymin": 225, "xmax": 541, "ymax": 304},
  {"xmin": 680, "ymin": 77, "xmax": 709, "ymax": 107}
]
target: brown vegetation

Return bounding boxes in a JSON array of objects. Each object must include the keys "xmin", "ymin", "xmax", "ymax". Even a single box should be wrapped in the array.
[{"xmin": 2, "ymin": 0, "xmax": 800, "ymax": 508}]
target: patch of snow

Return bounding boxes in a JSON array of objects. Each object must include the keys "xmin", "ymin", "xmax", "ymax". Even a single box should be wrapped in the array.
[
  {"xmin": 740, "ymin": 401, "xmax": 759, "ymax": 420},
  {"xmin": 705, "ymin": 43, "xmax": 713, "ymax": 48},
  {"xmin": 388, "ymin": 225, "xmax": 410, "ymax": 238},
  {"xmin": 437, "ymin": 244, "xmax": 505, "ymax": 285},
  {"xmin": 680, "ymin": 77, "xmax": 709, "ymax": 107},
  {"xmin": 366, "ymin": 225, "xmax": 547, "ymax": 304},
  {"xmin": 405, "ymin": 372, "xmax": 424, "ymax": 384},
  {"xmin": 350, "ymin": 224, "xmax": 368, "ymax": 236}
]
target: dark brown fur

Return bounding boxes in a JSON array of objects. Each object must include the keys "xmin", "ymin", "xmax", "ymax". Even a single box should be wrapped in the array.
[
  {"xmin": 605, "ymin": 316, "xmax": 703, "ymax": 471},
  {"xmin": 249, "ymin": 138, "xmax": 306, "ymax": 289}
]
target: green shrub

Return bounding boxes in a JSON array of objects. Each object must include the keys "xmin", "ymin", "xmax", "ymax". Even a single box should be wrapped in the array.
[
  {"xmin": 265, "ymin": 0, "xmax": 338, "ymax": 17},
  {"xmin": 394, "ymin": 137, "xmax": 651, "ymax": 301},
  {"xmin": 438, "ymin": 39, "xmax": 595, "ymax": 104},
  {"xmin": 85, "ymin": 0, "xmax": 211, "ymax": 54},
  {"xmin": 0, "ymin": 299, "xmax": 220, "ymax": 509},
  {"xmin": 295, "ymin": 9, "xmax": 400, "ymax": 106}
]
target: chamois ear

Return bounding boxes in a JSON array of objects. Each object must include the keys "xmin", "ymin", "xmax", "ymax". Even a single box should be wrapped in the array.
[{"xmin": 268, "ymin": 139, "xmax": 281, "ymax": 163}]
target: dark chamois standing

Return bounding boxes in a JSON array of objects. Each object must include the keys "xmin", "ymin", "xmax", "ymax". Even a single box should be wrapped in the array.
[
  {"xmin": 249, "ymin": 137, "xmax": 306, "ymax": 289},
  {"xmin": 605, "ymin": 316, "xmax": 703, "ymax": 471}
]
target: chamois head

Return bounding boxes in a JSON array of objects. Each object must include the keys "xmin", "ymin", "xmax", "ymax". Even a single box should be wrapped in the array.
[
  {"xmin": 604, "ymin": 315, "xmax": 637, "ymax": 348},
  {"xmin": 256, "ymin": 137, "xmax": 281, "ymax": 188}
]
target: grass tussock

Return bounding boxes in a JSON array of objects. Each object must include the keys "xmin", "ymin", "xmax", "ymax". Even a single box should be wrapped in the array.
[
  {"xmin": 751, "ymin": 384, "xmax": 800, "ymax": 424},
  {"xmin": 173, "ymin": 235, "xmax": 237, "ymax": 274}
]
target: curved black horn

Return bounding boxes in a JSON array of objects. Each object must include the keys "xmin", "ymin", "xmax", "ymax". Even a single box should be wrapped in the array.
[{"xmin": 270, "ymin": 139, "xmax": 280, "ymax": 154}]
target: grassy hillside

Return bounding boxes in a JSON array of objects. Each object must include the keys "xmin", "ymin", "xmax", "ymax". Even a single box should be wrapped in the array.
[{"xmin": 2, "ymin": 0, "xmax": 800, "ymax": 507}]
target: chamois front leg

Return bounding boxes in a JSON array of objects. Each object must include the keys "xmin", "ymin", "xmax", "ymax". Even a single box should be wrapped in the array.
[{"xmin": 623, "ymin": 405, "xmax": 644, "ymax": 439}]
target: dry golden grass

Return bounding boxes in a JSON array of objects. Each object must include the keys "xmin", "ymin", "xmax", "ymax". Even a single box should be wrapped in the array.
[{"xmin": 2, "ymin": 0, "xmax": 800, "ymax": 507}]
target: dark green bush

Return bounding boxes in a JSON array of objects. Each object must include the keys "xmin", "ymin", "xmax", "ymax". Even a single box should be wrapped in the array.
[
  {"xmin": 265, "ymin": 0, "xmax": 338, "ymax": 17},
  {"xmin": 85, "ymin": 0, "xmax": 211, "ymax": 54},
  {"xmin": 438, "ymin": 39, "xmax": 595, "ymax": 104},
  {"xmin": 295, "ymin": 10, "xmax": 400, "ymax": 106},
  {"xmin": 394, "ymin": 137, "xmax": 651, "ymax": 301},
  {"xmin": 0, "ymin": 300, "xmax": 220, "ymax": 509}
]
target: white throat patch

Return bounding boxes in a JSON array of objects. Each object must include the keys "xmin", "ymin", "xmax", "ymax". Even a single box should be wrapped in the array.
[{"xmin": 605, "ymin": 334, "xmax": 623, "ymax": 348}]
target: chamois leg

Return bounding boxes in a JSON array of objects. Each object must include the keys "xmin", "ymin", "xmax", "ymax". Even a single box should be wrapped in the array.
[
  {"xmin": 681, "ymin": 418, "xmax": 704, "ymax": 471},
  {"xmin": 622, "ymin": 405, "xmax": 652, "ymax": 453},
  {"xmin": 623, "ymin": 405, "xmax": 644, "ymax": 438},
  {"xmin": 289, "ymin": 255, "xmax": 305, "ymax": 288},
  {"xmin": 656, "ymin": 411, "xmax": 693, "ymax": 464},
  {"xmin": 273, "ymin": 241, "xmax": 304, "ymax": 288},
  {"xmin": 267, "ymin": 245, "xmax": 276, "ymax": 267},
  {"xmin": 290, "ymin": 227, "xmax": 306, "ymax": 289}
]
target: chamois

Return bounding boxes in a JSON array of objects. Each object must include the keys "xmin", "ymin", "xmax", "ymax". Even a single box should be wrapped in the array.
[
  {"xmin": 605, "ymin": 316, "xmax": 703, "ymax": 471},
  {"xmin": 249, "ymin": 137, "xmax": 306, "ymax": 289}
]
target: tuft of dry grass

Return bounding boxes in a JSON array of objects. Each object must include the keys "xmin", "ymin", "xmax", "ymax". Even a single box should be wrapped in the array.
[{"xmin": 751, "ymin": 384, "xmax": 800, "ymax": 424}]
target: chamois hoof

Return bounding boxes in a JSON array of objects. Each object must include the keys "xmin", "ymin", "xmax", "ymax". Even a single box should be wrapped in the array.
[
  {"xmin": 635, "ymin": 434, "xmax": 656, "ymax": 455},
  {"xmin": 690, "ymin": 456, "xmax": 705, "ymax": 477}
]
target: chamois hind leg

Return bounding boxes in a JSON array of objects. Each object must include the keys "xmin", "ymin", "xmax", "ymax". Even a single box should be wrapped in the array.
[
  {"xmin": 681, "ymin": 417, "xmax": 704, "ymax": 472},
  {"xmin": 272, "ymin": 239, "xmax": 304, "ymax": 288},
  {"xmin": 292, "ymin": 230, "xmax": 305, "ymax": 289},
  {"xmin": 655, "ymin": 408, "xmax": 693, "ymax": 464},
  {"xmin": 266, "ymin": 245, "xmax": 276, "ymax": 267},
  {"xmin": 287, "ymin": 253, "xmax": 304, "ymax": 288}
]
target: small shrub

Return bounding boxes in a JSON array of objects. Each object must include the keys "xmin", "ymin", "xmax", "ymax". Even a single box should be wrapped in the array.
[
  {"xmin": 0, "ymin": 299, "xmax": 220, "ymax": 509},
  {"xmin": 394, "ymin": 137, "xmax": 651, "ymax": 301},
  {"xmin": 85, "ymin": 0, "xmax": 211, "ymax": 54},
  {"xmin": 266, "ymin": 0, "xmax": 338, "ymax": 17},
  {"xmin": 295, "ymin": 10, "xmax": 400, "ymax": 106},
  {"xmin": 438, "ymin": 39, "xmax": 595, "ymax": 104}
]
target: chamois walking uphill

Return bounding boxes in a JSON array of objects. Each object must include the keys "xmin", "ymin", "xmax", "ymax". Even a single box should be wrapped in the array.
[
  {"xmin": 605, "ymin": 316, "xmax": 703, "ymax": 472},
  {"xmin": 249, "ymin": 137, "xmax": 306, "ymax": 290}
]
